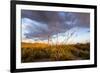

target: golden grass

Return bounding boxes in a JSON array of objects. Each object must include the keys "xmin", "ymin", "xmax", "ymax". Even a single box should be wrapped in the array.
[{"xmin": 21, "ymin": 42, "xmax": 90, "ymax": 63}]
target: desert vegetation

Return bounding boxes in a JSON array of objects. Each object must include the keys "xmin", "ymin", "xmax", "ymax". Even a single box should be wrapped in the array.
[
  {"xmin": 21, "ymin": 42, "xmax": 90, "ymax": 63},
  {"xmin": 21, "ymin": 10, "xmax": 90, "ymax": 63}
]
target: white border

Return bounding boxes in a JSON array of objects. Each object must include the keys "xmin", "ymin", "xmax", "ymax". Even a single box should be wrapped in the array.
[{"xmin": 16, "ymin": 4, "xmax": 94, "ymax": 69}]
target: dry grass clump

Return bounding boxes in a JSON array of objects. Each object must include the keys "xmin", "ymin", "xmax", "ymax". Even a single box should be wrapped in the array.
[{"xmin": 21, "ymin": 42, "xmax": 90, "ymax": 63}]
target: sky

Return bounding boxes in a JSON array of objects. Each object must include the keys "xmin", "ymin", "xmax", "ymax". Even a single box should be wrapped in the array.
[{"xmin": 21, "ymin": 10, "xmax": 90, "ymax": 44}]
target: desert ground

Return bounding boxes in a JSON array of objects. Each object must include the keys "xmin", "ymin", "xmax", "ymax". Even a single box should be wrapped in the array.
[{"xmin": 21, "ymin": 42, "xmax": 90, "ymax": 63}]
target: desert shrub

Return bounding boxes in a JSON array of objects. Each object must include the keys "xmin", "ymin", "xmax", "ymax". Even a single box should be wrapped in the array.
[
  {"xmin": 21, "ymin": 47, "xmax": 52, "ymax": 62},
  {"xmin": 50, "ymin": 46, "xmax": 76, "ymax": 61},
  {"xmin": 79, "ymin": 50, "xmax": 90, "ymax": 59},
  {"xmin": 31, "ymin": 48, "xmax": 51, "ymax": 59},
  {"xmin": 21, "ymin": 43, "xmax": 90, "ymax": 62},
  {"xmin": 70, "ymin": 49, "xmax": 80, "ymax": 57},
  {"xmin": 21, "ymin": 48, "xmax": 33, "ymax": 62},
  {"xmin": 74, "ymin": 43, "xmax": 90, "ymax": 51}
]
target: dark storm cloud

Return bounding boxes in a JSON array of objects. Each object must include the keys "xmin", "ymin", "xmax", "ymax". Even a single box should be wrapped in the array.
[{"xmin": 21, "ymin": 10, "xmax": 90, "ymax": 39}]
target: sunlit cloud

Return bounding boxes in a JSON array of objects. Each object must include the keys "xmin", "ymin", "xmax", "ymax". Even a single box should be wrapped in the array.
[{"xmin": 21, "ymin": 10, "xmax": 90, "ymax": 44}]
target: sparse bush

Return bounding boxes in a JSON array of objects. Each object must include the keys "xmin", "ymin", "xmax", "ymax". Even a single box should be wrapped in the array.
[{"xmin": 21, "ymin": 43, "xmax": 90, "ymax": 62}]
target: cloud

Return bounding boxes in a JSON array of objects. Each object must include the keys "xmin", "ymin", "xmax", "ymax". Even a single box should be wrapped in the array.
[
  {"xmin": 22, "ymin": 18, "xmax": 49, "ymax": 39},
  {"xmin": 21, "ymin": 10, "xmax": 90, "ymax": 40}
]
